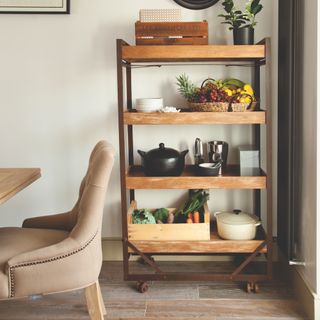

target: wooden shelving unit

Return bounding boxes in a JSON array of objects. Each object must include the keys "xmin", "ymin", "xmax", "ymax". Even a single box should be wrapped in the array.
[{"xmin": 117, "ymin": 38, "xmax": 273, "ymax": 292}]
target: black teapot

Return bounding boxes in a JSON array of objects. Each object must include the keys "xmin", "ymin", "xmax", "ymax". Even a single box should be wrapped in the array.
[{"xmin": 138, "ymin": 143, "xmax": 189, "ymax": 176}]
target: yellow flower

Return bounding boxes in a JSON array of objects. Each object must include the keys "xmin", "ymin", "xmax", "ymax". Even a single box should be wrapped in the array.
[
  {"xmin": 225, "ymin": 89, "xmax": 233, "ymax": 97},
  {"xmin": 244, "ymin": 84, "xmax": 254, "ymax": 96}
]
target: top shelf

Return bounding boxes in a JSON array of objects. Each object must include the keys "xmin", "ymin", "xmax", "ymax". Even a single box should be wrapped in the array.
[{"xmin": 119, "ymin": 40, "xmax": 266, "ymax": 63}]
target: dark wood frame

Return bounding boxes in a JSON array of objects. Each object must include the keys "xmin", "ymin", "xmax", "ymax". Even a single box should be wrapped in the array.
[
  {"xmin": 0, "ymin": 0, "xmax": 70, "ymax": 14},
  {"xmin": 117, "ymin": 39, "xmax": 273, "ymax": 288},
  {"xmin": 173, "ymin": 0, "xmax": 219, "ymax": 10}
]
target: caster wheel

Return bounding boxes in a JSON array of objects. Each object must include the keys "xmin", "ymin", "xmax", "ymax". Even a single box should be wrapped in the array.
[
  {"xmin": 246, "ymin": 282, "xmax": 259, "ymax": 293},
  {"xmin": 137, "ymin": 281, "xmax": 148, "ymax": 293},
  {"xmin": 246, "ymin": 282, "xmax": 253, "ymax": 293},
  {"xmin": 137, "ymin": 256, "xmax": 154, "ymax": 265}
]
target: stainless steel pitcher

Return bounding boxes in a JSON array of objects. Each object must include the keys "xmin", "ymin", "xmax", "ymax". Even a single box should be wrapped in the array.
[{"xmin": 208, "ymin": 140, "xmax": 228, "ymax": 174}]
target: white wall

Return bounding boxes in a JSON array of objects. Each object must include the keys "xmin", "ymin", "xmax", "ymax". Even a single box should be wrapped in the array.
[{"xmin": 0, "ymin": 0, "xmax": 277, "ymax": 238}]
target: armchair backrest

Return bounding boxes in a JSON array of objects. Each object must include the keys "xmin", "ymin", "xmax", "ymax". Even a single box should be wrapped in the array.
[{"xmin": 69, "ymin": 141, "xmax": 115, "ymax": 244}]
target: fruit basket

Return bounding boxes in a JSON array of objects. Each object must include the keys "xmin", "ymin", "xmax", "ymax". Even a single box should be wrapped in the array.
[{"xmin": 176, "ymin": 75, "xmax": 257, "ymax": 112}]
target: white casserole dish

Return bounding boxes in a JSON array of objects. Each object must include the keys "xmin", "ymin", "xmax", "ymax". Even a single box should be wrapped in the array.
[{"xmin": 214, "ymin": 209, "xmax": 261, "ymax": 240}]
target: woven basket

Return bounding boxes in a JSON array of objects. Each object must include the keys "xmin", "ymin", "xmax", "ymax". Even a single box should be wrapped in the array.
[
  {"xmin": 189, "ymin": 102, "xmax": 229, "ymax": 112},
  {"xmin": 231, "ymin": 101, "xmax": 258, "ymax": 112}
]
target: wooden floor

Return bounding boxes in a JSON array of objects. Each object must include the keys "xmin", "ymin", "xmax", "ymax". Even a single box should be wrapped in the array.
[{"xmin": 0, "ymin": 261, "xmax": 308, "ymax": 320}]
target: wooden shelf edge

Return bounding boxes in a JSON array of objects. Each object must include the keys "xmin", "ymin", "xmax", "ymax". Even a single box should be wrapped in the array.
[
  {"xmin": 123, "ymin": 111, "xmax": 266, "ymax": 125},
  {"xmin": 127, "ymin": 227, "xmax": 267, "ymax": 254},
  {"xmin": 121, "ymin": 43, "xmax": 266, "ymax": 63},
  {"xmin": 126, "ymin": 165, "xmax": 266, "ymax": 190}
]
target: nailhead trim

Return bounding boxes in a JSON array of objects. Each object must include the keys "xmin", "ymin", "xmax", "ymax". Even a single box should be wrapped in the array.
[{"xmin": 9, "ymin": 231, "xmax": 98, "ymax": 298}]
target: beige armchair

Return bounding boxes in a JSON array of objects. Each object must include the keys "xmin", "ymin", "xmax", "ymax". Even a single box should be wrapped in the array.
[{"xmin": 0, "ymin": 140, "xmax": 115, "ymax": 320}]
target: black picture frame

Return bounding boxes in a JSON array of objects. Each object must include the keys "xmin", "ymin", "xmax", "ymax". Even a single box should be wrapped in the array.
[
  {"xmin": 173, "ymin": 0, "xmax": 219, "ymax": 10},
  {"xmin": 0, "ymin": 0, "xmax": 70, "ymax": 14}
]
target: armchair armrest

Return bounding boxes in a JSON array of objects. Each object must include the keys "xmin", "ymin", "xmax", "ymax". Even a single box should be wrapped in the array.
[
  {"xmin": 22, "ymin": 211, "xmax": 75, "ymax": 231},
  {"xmin": 7, "ymin": 232, "xmax": 101, "ymax": 298}
]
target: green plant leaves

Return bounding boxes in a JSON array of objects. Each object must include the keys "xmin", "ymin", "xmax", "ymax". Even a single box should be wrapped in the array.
[
  {"xmin": 251, "ymin": 0, "xmax": 261, "ymax": 10},
  {"xmin": 218, "ymin": 0, "xmax": 263, "ymax": 29},
  {"xmin": 251, "ymin": 4, "xmax": 263, "ymax": 15},
  {"xmin": 250, "ymin": 0, "xmax": 263, "ymax": 15}
]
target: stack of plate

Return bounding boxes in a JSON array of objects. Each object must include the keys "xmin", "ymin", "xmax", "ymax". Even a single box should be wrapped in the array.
[{"xmin": 136, "ymin": 98, "xmax": 163, "ymax": 112}]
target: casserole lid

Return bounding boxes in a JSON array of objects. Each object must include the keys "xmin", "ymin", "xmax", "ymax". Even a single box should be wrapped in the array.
[
  {"xmin": 214, "ymin": 209, "xmax": 259, "ymax": 225},
  {"xmin": 147, "ymin": 143, "xmax": 180, "ymax": 159}
]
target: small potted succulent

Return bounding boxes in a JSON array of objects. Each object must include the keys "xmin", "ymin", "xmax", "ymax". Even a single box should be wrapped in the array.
[{"xmin": 218, "ymin": 0, "xmax": 263, "ymax": 45}]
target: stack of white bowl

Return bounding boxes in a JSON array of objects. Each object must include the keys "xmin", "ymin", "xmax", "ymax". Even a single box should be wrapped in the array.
[{"xmin": 136, "ymin": 98, "xmax": 163, "ymax": 112}]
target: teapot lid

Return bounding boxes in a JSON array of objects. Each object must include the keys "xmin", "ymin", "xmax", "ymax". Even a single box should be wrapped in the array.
[{"xmin": 147, "ymin": 143, "xmax": 180, "ymax": 159}]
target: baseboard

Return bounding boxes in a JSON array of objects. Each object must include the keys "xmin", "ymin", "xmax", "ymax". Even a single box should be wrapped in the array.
[
  {"xmin": 102, "ymin": 238, "xmax": 124, "ymax": 261},
  {"xmin": 290, "ymin": 266, "xmax": 316, "ymax": 320}
]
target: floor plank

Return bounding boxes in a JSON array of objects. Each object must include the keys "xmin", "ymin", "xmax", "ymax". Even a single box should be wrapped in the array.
[
  {"xmin": 0, "ymin": 261, "xmax": 307, "ymax": 320},
  {"xmin": 145, "ymin": 299, "xmax": 307, "ymax": 319},
  {"xmin": 199, "ymin": 283, "xmax": 295, "ymax": 300}
]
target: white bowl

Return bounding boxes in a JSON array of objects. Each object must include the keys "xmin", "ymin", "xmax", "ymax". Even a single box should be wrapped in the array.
[{"xmin": 136, "ymin": 98, "xmax": 163, "ymax": 108}]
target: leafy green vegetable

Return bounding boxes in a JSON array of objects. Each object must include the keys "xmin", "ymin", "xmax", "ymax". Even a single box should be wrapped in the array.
[
  {"xmin": 132, "ymin": 209, "xmax": 156, "ymax": 224},
  {"xmin": 175, "ymin": 190, "xmax": 209, "ymax": 223},
  {"xmin": 153, "ymin": 208, "xmax": 169, "ymax": 223}
]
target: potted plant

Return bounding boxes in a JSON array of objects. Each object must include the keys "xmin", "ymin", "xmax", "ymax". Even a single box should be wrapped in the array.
[{"xmin": 218, "ymin": 0, "xmax": 263, "ymax": 45}]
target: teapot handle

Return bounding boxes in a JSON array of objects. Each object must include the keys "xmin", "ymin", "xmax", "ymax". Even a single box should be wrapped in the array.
[{"xmin": 180, "ymin": 149, "xmax": 189, "ymax": 157}]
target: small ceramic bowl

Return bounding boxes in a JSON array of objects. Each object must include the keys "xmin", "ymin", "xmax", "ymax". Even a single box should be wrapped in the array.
[{"xmin": 196, "ymin": 162, "xmax": 221, "ymax": 176}]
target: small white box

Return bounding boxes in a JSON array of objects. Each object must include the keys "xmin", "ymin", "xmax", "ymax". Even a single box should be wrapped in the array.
[{"xmin": 239, "ymin": 146, "xmax": 260, "ymax": 176}]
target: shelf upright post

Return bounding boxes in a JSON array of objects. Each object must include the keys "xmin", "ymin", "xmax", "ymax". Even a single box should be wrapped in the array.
[
  {"xmin": 126, "ymin": 63, "xmax": 135, "ymax": 202},
  {"xmin": 265, "ymin": 37, "xmax": 273, "ymax": 279},
  {"xmin": 117, "ymin": 39, "xmax": 130, "ymax": 280},
  {"xmin": 253, "ymin": 58, "xmax": 261, "ymax": 219}
]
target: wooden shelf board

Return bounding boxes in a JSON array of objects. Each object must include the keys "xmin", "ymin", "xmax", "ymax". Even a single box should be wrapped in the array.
[
  {"xmin": 126, "ymin": 165, "xmax": 266, "ymax": 190},
  {"xmin": 128, "ymin": 225, "xmax": 267, "ymax": 254},
  {"xmin": 122, "ymin": 44, "xmax": 265, "ymax": 63},
  {"xmin": 123, "ymin": 111, "xmax": 266, "ymax": 125}
]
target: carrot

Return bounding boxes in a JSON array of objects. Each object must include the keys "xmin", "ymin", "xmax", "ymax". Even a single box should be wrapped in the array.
[
  {"xmin": 187, "ymin": 218, "xmax": 193, "ymax": 224},
  {"xmin": 188, "ymin": 213, "xmax": 193, "ymax": 222},
  {"xmin": 193, "ymin": 211, "xmax": 200, "ymax": 223}
]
